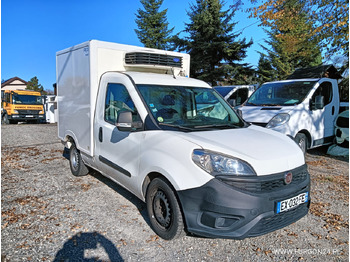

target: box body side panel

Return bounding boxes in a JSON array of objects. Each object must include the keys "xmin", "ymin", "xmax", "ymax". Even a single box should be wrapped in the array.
[{"xmin": 57, "ymin": 44, "xmax": 92, "ymax": 155}]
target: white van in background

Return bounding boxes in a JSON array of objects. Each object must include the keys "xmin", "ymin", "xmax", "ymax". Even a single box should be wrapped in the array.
[
  {"xmin": 239, "ymin": 65, "xmax": 344, "ymax": 153},
  {"xmin": 214, "ymin": 85, "xmax": 256, "ymax": 107}
]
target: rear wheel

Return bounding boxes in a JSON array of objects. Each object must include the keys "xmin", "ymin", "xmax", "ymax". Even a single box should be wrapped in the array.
[
  {"xmin": 69, "ymin": 143, "xmax": 89, "ymax": 176},
  {"xmin": 294, "ymin": 133, "xmax": 307, "ymax": 154},
  {"xmin": 146, "ymin": 177, "xmax": 185, "ymax": 240}
]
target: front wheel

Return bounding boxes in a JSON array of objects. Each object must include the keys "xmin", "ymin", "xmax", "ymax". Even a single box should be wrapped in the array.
[
  {"xmin": 2, "ymin": 114, "xmax": 9, "ymax": 124},
  {"xmin": 294, "ymin": 133, "xmax": 307, "ymax": 154},
  {"xmin": 69, "ymin": 143, "xmax": 89, "ymax": 176},
  {"xmin": 146, "ymin": 177, "xmax": 185, "ymax": 240}
]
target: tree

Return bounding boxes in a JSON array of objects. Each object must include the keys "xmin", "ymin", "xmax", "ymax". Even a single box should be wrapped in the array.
[
  {"xmin": 250, "ymin": 0, "xmax": 323, "ymax": 79},
  {"xmin": 256, "ymin": 53, "xmax": 276, "ymax": 83},
  {"xmin": 26, "ymin": 76, "xmax": 43, "ymax": 93},
  {"xmin": 173, "ymin": 0, "xmax": 253, "ymax": 85},
  {"xmin": 250, "ymin": 0, "xmax": 348, "ymax": 58},
  {"xmin": 135, "ymin": 0, "xmax": 174, "ymax": 50},
  {"xmin": 311, "ymin": 0, "xmax": 348, "ymax": 58}
]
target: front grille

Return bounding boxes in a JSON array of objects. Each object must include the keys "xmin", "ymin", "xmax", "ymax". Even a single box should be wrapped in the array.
[
  {"xmin": 217, "ymin": 165, "xmax": 309, "ymax": 193},
  {"xmin": 125, "ymin": 52, "xmax": 183, "ymax": 68},
  {"xmin": 17, "ymin": 110, "xmax": 40, "ymax": 115},
  {"xmin": 248, "ymin": 203, "xmax": 309, "ymax": 237}
]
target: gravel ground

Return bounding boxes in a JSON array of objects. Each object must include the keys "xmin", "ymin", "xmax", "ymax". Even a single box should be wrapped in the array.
[{"xmin": 1, "ymin": 124, "xmax": 349, "ymax": 261}]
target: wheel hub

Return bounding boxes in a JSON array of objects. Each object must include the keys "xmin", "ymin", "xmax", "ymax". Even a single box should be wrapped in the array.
[
  {"xmin": 153, "ymin": 190, "xmax": 171, "ymax": 228},
  {"xmin": 70, "ymin": 148, "xmax": 79, "ymax": 171}
]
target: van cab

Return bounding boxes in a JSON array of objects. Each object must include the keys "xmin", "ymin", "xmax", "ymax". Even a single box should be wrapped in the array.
[
  {"xmin": 57, "ymin": 40, "xmax": 310, "ymax": 240},
  {"xmin": 214, "ymin": 85, "xmax": 256, "ymax": 107}
]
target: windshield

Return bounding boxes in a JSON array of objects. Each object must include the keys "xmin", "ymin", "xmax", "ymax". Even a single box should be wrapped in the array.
[
  {"xmin": 137, "ymin": 85, "xmax": 245, "ymax": 131},
  {"xmin": 247, "ymin": 81, "xmax": 317, "ymax": 106},
  {"xmin": 13, "ymin": 94, "xmax": 43, "ymax": 105},
  {"xmin": 214, "ymin": 87, "xmax": 233, "ymax": 97}
]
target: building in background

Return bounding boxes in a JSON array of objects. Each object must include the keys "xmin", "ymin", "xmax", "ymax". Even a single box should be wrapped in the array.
[{"xmin": 1, "ymin": 77, "xmax": 27, "ymax": 91}]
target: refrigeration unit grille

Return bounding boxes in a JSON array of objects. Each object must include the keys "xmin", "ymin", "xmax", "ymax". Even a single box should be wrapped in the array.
[{"xmin": 125, "ymin": 52, "xmax": 183, "ymax": 68}]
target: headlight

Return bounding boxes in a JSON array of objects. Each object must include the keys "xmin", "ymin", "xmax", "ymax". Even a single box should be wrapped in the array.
[
  {"xmin": 13, "ymin": 110, "xmax": 19, "ymax": 114},
  {"xmin": 192, "ymin": 149, "xmax": 256, "ymax": 176},
  {"xmin": 39, "ymin": 110, "xmax": 44, "ymax": 114},
  {"xmin": 266, "ymin": 113, "xmax": 290, "ymax": 128}
]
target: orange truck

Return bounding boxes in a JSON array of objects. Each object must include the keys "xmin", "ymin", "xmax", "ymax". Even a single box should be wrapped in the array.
[{"xmin": 1, "ymin": 90, "xmax": 45, "ymax": 124}]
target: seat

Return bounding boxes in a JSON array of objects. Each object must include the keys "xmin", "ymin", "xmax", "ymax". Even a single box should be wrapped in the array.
[{"xmin": 156, "ymin": 95, "xmax": 180, "ymax": 122}]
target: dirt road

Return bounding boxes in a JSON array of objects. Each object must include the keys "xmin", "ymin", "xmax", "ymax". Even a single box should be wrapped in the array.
[{"xmin": 1, "ymin": 124, "xmax": 348, "ymax": 261}]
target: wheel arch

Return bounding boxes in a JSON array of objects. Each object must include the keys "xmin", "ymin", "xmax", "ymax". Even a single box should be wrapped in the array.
[
  {"xmin": 296, "ymin": 129, "xmax": 311, "ymax": 149},
  {"xmin": 142, "ymin": 172, "xmax": 170, "ymax": 200},
  {"xmin": 63, "ymin": 134, "xmax": 78, "ymax": 149},
  {"xmin": 142, "ymin": 172, "xmax": 188, "ymax": 238},
  {"xmin": 141, "ymin": 172, "xmax": 185, "ymax": 215}
]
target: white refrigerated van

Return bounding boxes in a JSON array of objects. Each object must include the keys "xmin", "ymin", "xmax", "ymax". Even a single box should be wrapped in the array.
[{"xmin": 57, "ymin": 40, "xmax": 310, "ymax": 240}]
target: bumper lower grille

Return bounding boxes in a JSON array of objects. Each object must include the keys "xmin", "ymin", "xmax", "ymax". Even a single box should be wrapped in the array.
[
  {"xmin": 248, "ymin": 202, "xmax": 309, "ymax": 237},
  {"xmin": 17, "ymin": 110, "xmax": 40, "ymax": 115},
  {"xmin": 217, "ymin": 165, "xmax": 309, "ymax": 193}
]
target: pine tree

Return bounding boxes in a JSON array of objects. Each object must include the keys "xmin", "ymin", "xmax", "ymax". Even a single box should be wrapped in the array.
[
  {"xmin": 135, "ymin": 0, "xmax": 174, "ymax": 50},
  {"xmin": 173, "ymin": 0, "xmax": 253, "ymax": 85},
  {"xmin": 257, "ymin": 53, "xmax": 276, "ymax": 84},
  {"xmin": 26, "ymin": 76, "xmax": 44, "ymax": 93}
]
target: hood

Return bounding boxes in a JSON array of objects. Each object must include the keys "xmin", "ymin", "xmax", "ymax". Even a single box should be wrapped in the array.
[
  {"xmin": 176, "ymin": 125, "xmax": 304, "ymax": 176},
  {"xmin": 240, "ymin": 106, "xmax": 293, "ymax": 123}
]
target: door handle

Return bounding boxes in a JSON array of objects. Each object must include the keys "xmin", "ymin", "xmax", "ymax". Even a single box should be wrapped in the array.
[
  {"xmin": 332, "ymin": 106, "xmax": 335, "ymax": 115},
  {"xmin": 99, "ymin": 127, "xmax": 103, "ymax": 142}
]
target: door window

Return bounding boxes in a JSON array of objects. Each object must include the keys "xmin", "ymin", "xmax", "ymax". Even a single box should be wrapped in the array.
[
  {"xmin": 312, "ymin": 82, "xmax": 333, "ymax": 106},
  {"xmin": 104, "ymin": 83, "xmax": 138, "ymax": 125},
  {"xmin": 228, "ymin": 88, "xmax": 249, "ymax": 106}
]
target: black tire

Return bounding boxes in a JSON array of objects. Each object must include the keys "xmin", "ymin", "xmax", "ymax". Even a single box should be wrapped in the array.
[
  {"xmin": 146, "ymin": 177, "xmax": 185, "ymax": 240},
  {"xmin": 69, "ymin": 143, "xmax": 89, "ymax": 176},
  {"xmin": 294, "ymin": 133, "xmax": 307, "ymax": 154},
  {"xmin": 2, "ymin": 114, "xmax": 9, "ymax": 125}
]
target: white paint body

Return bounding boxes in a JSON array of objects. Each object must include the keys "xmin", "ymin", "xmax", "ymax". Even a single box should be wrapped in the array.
[{"xmin": 57, "ymin": 40, "xmax": 305, "ymax": 201}]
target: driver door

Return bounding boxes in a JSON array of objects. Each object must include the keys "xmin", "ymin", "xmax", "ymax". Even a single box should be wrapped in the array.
[
  {"xmin": 310, "ymin": 80, "xmax": 338, "ymax": 146},
  {"xmin": 94, "ymin": 74, "xmax": 143, "ymax": 193}
]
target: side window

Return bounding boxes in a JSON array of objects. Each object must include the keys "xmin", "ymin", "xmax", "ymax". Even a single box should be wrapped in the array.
[
  {"xmin": 313, "ymin": 82, "xmax": 333, "ymax": 106},
  {"xmin": 104, "ymin": 83, "xmax": 138, "ymax": 125},
  {"xmin": 228, "ymin": 88, "xmax": 249, "ymax": 106},
  {"xmin": 6, "ymin": 93, "xmax": 10, "ymax": 103}
]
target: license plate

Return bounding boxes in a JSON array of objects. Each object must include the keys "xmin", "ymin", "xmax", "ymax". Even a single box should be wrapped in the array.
[
  {"xmin": 276, "ymin": 192, "xmax": 308, "ymax": 213},
  {"xmin": 26, "ymin": 115, "xmax": 34, "ymax": 118}
]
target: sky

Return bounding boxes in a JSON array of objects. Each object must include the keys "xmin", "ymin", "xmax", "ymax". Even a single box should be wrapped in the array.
[{"xmin": 1, "ymin": 0, "xmax": 267, "ymax": 92}]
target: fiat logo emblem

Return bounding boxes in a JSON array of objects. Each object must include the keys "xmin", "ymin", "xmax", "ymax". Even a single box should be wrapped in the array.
[{"xmin": 284, "ymin": 172, "xmax": 293, "ymax": 184}]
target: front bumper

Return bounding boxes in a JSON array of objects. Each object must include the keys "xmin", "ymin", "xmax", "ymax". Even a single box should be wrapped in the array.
[
  {"xmin": 177, "ymin": 164, "xmax": 310, "ymax": 239},
  {"xmin": 9, "ymin": 114, "xmax": 45, "ymax": 121}
]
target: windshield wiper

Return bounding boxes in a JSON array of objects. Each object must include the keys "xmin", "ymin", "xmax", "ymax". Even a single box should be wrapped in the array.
[
  {"xmin": 194, "ymin": 123, "xmax": 239, "ymax": 129},
  {"xmin": 247, "ymin": 102, "xmax": 282, "ymax": 106},
  {"xmin": 246, "ymin": 102, "xmax": 257, "ymax": 106},
  {"xmin": 260, "ymin": 103, "xmax": 282, "ymax": 106},
  {"xmin": 158, "ymin": 123, "xmax": 195, "ymax": 131}
]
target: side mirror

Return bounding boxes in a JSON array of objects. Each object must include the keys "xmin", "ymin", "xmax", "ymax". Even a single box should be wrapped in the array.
[
  {"xmin": 235, "ymin": 108, "xmax": 243, "ymax": 118},
  {"xmin": 116, "ymin": 111, "xmax": 143, "ymax": 132},
  {"xmin": 116, "ymin": 111, "xmax": 133, "ymax": 131},
  {"xmin": 314, "ymin": 95, "xmax": 324, "ymax": 110}
]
